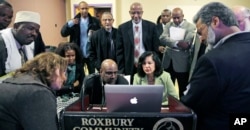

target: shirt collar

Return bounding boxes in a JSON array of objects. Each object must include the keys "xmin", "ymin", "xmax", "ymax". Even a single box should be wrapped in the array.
[{"xmin": 213, "ymin": 31, "xmax": 244, "ymax": 48}]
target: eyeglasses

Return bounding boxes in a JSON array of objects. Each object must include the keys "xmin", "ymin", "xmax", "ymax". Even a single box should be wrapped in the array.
[
  {"xmin": 105, "ymin": 71, "xmax": 118, "ymax": 75},
  {"xmin": 102, "ymin": 19, "xmax": 113, "ymax": 22},
  {"xmin": 130, "ymin": 11, "xmax": 143, "ymax": 15}
]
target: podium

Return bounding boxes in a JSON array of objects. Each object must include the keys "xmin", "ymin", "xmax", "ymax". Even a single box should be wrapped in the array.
[{"xmin": 59, "ymin": 96, "xmax": 196, "ymax": 130}]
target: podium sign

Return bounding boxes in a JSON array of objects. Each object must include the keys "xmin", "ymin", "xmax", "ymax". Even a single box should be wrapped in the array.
[
  {"xmin": 61, "ymin": 111, "xmax": 196, "ymax": 130},
  {"xmin": 59, "ymin": 96, "xmax": 196, "ymax": 130}
]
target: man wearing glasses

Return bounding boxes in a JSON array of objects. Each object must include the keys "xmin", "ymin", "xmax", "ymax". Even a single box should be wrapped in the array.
[
  {"xmin": 116, "ymin": 2, "xmax": 160, "ymax": 84},
  {"xmin": 89, "ymin": 12, "xmax": 117, "ymax": 71},
  {"xmin": 81, "ymin": 59, "xmax": 129, "ymax": 104}
]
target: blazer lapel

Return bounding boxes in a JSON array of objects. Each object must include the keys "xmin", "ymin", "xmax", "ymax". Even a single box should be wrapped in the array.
[
  {"xmin": 127, "ymin": 22, "xmax": 134, "ymax": 45},
  {"xmin": 142, "ymin": 20, "xmax": 148, "ymax": 47}
]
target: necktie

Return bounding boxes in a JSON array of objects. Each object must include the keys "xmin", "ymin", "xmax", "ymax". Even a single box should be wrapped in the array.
[
  {"xmin": 19, "ymin": 47, "xmax": 27, "ymax": 65},
  {"xmin": 107, "ymin": 32, "xmax": 115, "ymax": 59},
  {"xmin": 134, "ymin": 26, "xmax": 140, "ymax": 64}
]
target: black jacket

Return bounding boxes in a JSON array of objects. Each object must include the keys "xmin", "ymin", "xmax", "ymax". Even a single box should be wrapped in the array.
[
  {"xmin": 61, "ymin": 13, "xmax": 101, "ymax": 47},
  {"xmin": 81, "ymin": 73, "xmax": 129, "ymax": 104},
  {"xmin": 89, "ymin": 27, "xmax": 118, "ymax": 70}
]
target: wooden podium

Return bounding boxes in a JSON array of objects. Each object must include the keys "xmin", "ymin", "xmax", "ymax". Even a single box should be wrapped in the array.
[{"xmin": 59, "ymin": 95, "xmax": 196, "ymax": 130}]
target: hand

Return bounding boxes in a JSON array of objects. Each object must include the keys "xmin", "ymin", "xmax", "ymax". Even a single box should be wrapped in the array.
[
  {"xmin": 88, "ymin": 30, "xmax": 94, "ymax": 37},
  {"xmin": 177, "ymin": 41, "xmax": 190, "ymax": 50},
  {"xmin": 72, "ymin": 18, "xmax": 79, "ymax": 25},
  {"xmin": 73, "ymin": 80, "xmax": 79, "ymax": 87},
  {"xmin": 158, "ymin": 46, "xmax": 166, "ymax": 53}
]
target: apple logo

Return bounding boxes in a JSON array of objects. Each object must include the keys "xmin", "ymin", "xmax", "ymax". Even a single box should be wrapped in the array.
[{"xmin": 130, "ymin": 97, "xmax": 138, "ymax": 104}]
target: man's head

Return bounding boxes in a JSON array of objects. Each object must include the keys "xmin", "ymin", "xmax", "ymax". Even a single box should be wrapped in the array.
[
  {"xmin": 78, "ymin": 1, "xmax": 89, "ymax": 18},
  {"xmin": 161, "ymin": 9, "xmax": 171, "ymax": 25},
  {"xmin": 232, "ymin": 6, "xmax": 250, "ymax": 31},
  {"xmin": 193, "ymin": 2, "xmax": 239, "ymax": 46},
  {"xmin": 172, "ymin": 8, "xmax": 184, "ymax": 26},
  {"xmin": 100, "ymin": 59, "xmax": 118, "ymax": 84},
  {"xmin": 129, "ymin": 2, "xmax": 143, "ymax": 24},
  {"xmin": 101, "ymin": 12, "xmax": 114, "ymax": 31},
  {"xmin": 12, "ymin": 11, "xmax": 40, "ymax": 46},
  {"xmin": 0, "ymin": 1, "xmax": 13, "ymax": 30}
]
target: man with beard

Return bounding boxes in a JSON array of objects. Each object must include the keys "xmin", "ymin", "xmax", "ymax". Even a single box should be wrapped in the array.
[
  {"xmin": 181, "ymin": 2, "xmax": 250, "ymax": 130},
  {"xmin": 232, "ymin": 5, "xmax": 250, "ymax": 31},
  {"xmin": 0, "ymin": 11, "xmax": 40, "ymax": 77},
  {"xmin": 81, "ymin": 59, "xmax": 129, "ymax": 104}
]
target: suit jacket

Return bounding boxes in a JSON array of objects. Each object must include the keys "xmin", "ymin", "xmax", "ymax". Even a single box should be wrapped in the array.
[
  {"xmin": 116, "ymin": 20, "xmax": 160, "ymax": 75},
  {"xmin": 160, "ymin": 20, "xmax": 196, "ymax": 72},
  {"xmin": 181, "ymin": 32, "xmax": 250, "ymax": 130},
  {"xmin": 34, "ymin": 32, "xmax": 45, "ymax": 56},
  {"xmin": 61, "ymin": 13, "xmax": 101, "ymax": 47},
  {"xmin": 156, "ymin": 23, "xmax": 164, "ymax": 60},
  {"xmin": 81, "ymin": 73, "xmax": 129, "ymax": 104},
  {"xmin": 89, "ymin": 27, "xmax": 117, "ymax": 70},
  {"xmin": 156, "ymin": 23, "xmax": 164, "ymax": 37},
  {"xmin": 189, "ymin": 34, "xmax": 206, "ymax": 80}
]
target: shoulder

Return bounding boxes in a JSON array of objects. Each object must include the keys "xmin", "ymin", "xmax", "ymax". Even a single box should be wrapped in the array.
[
  {"xmin": 142, "ymin": 19, "xmax": 155, "ymax": 26},
  {"xmin": 116, "ymin": 75, "xmax": 129, "ymax": 84},
  {"xmin": 118, "ymin": 21, "xmax": 132, "ymax": 28},
  {"xmin": 183, "ymin": 20, "xmax": 196, "ymax": 29},
  {"xmin": 160, "ymin": 71, "xmax": 171, "ymax": 78},
  {"xmin": 112, "ymin": 27, "xmax": 118, "ymax": 32},
  {"xmin": 133, "ymin": 73, "xmax": 140, "ymax": 78},
  {"xmin": 84, "ymin": 73, "xmax": 100, "ymax": 82}
]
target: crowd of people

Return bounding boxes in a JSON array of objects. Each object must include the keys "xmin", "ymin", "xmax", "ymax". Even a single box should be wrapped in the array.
[{"xmin": 0, "ymin": 0, "xmax": 250, "ymax": 129}]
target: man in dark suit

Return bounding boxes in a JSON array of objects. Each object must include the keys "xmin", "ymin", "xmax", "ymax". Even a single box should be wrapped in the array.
[
  {"xmin": 89, "ymin": 12, "xmax": 117, "ymax": 71},
  {"xmin": 61, "ymin": 1, "xmax": 101, "ymax": 75},
  {"xmin": 181, "ymin": 2, "xmax": 250, "ymax": 130},
  {"xmin": 116, "ymin": 2, "xmax": 160, "ymax": 82},
  {"xmin": 157, "ymin": 9, "xmax": 172, "ymax": 61},
  {"xmin": 82, "ymin": 59, "xmax": 129, "ymax": 104}
]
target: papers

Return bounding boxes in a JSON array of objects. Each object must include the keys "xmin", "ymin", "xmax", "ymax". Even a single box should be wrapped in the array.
[{"xmin": 169, "ymin": 26, "xmax": 186, "ymax": 41}]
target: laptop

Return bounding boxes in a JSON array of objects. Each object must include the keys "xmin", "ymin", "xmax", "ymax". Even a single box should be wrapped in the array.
[{"xmin": 104, "ymin": 84, "xmax": 164, "ymax": 112}]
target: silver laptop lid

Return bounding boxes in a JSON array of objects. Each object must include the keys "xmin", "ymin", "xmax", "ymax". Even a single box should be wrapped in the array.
[{"xmin": 104, "ymin": 84, "xmax": 164, "ymax": 112}]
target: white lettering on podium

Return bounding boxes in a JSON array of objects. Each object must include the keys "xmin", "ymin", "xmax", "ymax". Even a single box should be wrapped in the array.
[{"xmin": 81, "ymin": 118, "xmax": 134, "ymax": 127}]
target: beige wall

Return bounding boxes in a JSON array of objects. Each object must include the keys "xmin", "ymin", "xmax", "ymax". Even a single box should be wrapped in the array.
[
  {"xmin": 5, "ymin": 0, "xmax": 250, "ymax": 46},
  {"xmin": 69, "ymin": 0, "xmax": 250, "ymax": 27}
]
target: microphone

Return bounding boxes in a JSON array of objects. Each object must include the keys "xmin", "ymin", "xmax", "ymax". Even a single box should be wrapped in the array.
[{"xmin": 101, "ymin": 85, "xmax": 105, "ymax": 111}]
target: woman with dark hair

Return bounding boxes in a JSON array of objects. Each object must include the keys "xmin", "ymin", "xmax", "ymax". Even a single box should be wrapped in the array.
[
  {"xmin": 55, "ymin": 42, "xmax": 85, "ymax": 96},
  {"xmin": 133, "ymin": 51, "xmax": 179, "ymax": 105}
]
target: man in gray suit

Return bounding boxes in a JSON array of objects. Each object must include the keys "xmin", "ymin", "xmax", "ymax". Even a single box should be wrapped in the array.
[{"xmin": 160, "ymin": 7, "xmax": 196, "ymax": 97}]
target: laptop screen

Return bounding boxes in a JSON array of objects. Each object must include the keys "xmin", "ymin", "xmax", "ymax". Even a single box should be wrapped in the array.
[{"xmin": 104, "ymin": 84, "xmax": 164, "ymax": 112}]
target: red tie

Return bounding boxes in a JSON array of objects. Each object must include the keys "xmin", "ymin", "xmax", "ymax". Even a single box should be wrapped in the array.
[{"xmin": 134, "ymin": 26, "xmax": 140, "ymax": 64}]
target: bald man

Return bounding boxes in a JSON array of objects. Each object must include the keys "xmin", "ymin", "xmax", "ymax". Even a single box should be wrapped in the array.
[
  {"xmin": 61, "ymin": 1, "xmax": 101, "ymax": 75},
  {"xmin": 232, "ymin": 5, "xmax": 250, "ymax": 31},
  {"xmin": 81, "ymin": 59, "xmax": 129, "ymax": 104},
  {"xmin": 116, "ymin": 2, "xmax": 160, "ymax": 83},
  {"xmin": 160, "ymin": 7, "xmax": 196, "ymax": 98}
]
